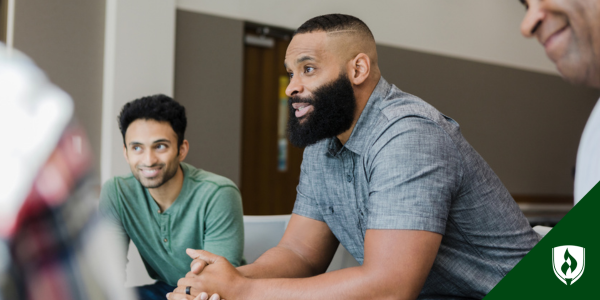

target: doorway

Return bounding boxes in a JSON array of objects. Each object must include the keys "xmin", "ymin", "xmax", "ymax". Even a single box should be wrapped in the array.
[{"xmin": 240, "ymin": 24, "xmax": 303, "ymax": 215}]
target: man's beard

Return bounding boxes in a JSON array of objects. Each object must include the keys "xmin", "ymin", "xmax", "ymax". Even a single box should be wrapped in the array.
[
  {"xmin": 287, "ymin": 73, "xmax": 357, "ymax": 148},
  {"xmin": 132, "ymin": 159, "xmax": 179, "ymax": 189}
]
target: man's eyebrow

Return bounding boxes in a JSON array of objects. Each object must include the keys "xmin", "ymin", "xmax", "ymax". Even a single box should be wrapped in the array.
[
  {"xmin": 128, "ymin": 141, "xmax": 142, "ymax": 146},
  {"xmin": 152, "ymin": 139, "xmax": 171, "ymax": 144},
  {"xmin": 284, "ymin": 56, "xmax": 316, "ymax": 69},
  {"xmin": 296, "ymin": 56, "xmax": 315, "ymax": 64}
]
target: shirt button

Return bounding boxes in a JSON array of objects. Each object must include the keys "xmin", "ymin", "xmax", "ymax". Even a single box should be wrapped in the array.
[
  {"xmin": 346, "ymin": 174, "xmax": 352, "ymax": 182},
  {"xmin": 163, "ymin": 238, "xmax": 168, "ymax": 243},
  {"xmin": 157, "ymin": 209, "xmax": 161, "ymax": 213},
  {"xmin": 329, "ymin": 206, "xmax": 334, "ymax": 213}
]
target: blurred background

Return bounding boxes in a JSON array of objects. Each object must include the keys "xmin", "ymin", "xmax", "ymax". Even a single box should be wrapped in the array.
[{"xmin": 1, "ymin": 0, "xmax": 598, "ymax": 226}]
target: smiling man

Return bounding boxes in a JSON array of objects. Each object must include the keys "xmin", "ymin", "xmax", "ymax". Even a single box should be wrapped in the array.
[
  {"xmin": 99, "ymin": 95, "xmax": 244, "ymax": 300},
  {"xmin": 168, "ymin": 14, "xmax": 540, "ymax": 300},
  {"xmin": 519, "ymin": 0, "xmax": 600, "ymax": 204}
]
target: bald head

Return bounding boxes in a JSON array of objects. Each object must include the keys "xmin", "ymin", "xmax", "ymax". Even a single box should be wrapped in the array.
[{"xmin": 295, "ymin": 14, "xmax": 378, "ymax": 66}]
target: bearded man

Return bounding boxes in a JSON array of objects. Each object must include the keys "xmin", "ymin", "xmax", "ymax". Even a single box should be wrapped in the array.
[
  {"xmin": 168, "ymin": 14, "xmax": 540, "ymax": 300},
  {"xmin": 99, "ymin": 95, "xmax": 244, "ymax": 300}
]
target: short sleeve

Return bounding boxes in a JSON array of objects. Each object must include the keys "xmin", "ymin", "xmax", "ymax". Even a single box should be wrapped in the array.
[
  {"xmin": 292, "ymin": 149, "xmax": 324, "ymax": 222},
  {"xmin": 203, "ymin": 186, "xmax": 245, "ymax": 267},
  {"xmin": 366, "ymin": 117, "xmax": 462, "ymax": 235}
]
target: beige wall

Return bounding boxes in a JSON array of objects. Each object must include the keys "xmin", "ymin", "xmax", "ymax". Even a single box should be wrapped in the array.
[
  {"xmin": 101, "ymin": 0, "xmax": 176, "ymax": 182},
  {"xmin": 177, "ymin": 0, "xmax": 555, "ymax": 75},
  {"xmin": 174, "ymin": 10, "xmax": 244, "ymax": 186},
  {"xmin": 14, "ymin": 0, "xmax": 106, "ymax": 181},
  {"xmin": 378, "ymin": 45, "xmax": 599, "ymax": 195}
]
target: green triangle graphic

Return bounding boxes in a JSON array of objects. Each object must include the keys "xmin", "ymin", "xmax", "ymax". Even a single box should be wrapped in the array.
[{"xmin": 484, "ymin": 181, "xmax": 600, "ymax": 299}]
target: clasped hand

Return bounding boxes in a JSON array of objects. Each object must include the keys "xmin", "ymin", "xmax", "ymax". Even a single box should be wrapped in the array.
[{"xmin": 166, "ymin": 249, "xmax": 245, "ymax": 300}]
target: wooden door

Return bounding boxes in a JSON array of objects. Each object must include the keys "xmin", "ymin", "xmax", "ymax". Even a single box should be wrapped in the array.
[{"xmin": 240, "ymin": 26, "xmax": 304, "ymax": 215}]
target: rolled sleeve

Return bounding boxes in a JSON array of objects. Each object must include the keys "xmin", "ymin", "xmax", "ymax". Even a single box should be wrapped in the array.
[{"xmin": 366, "ymin": 117, "xmax": 462, "ymax": 235}]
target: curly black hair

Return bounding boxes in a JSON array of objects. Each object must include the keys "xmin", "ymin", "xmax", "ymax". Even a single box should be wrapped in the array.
[
  {"xmin": 118, "ymin": 94, "xmax": 187, "ymax": 149},
  {"xmin": 294, "ymin": 14, "xmax": 373, "ymax": 39}
]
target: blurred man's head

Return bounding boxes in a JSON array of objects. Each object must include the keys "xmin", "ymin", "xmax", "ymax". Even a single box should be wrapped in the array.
[
  {"xmin": 118, "ymin": 95, "xmax": 189, "ymax": 189},
  {"xmin": 520, "ymin": 0, "xmax": 600, "ymax": 87},
  {"xmin": 285, "ymin": 14, "xmax": 381, "ymax": 147}
]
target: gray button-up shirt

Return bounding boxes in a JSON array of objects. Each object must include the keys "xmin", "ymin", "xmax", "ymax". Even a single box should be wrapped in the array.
[{"xmin": 292, "ymin": 77, "xmax": 540, "ymax": 299}]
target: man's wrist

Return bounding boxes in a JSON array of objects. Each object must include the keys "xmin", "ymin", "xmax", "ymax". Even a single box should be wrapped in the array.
[{"xmin": 233, "ymin": 275, "xmax": 254, "ymax": 299}]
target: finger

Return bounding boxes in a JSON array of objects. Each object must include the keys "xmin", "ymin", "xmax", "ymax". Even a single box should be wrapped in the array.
[
  {"xmin": 186, "ymin": 249, "xmax": 221, "ymax": 264},
  {"xmin": 177, "ymin": 277, "xmax": 200, "ymax": 289},
  {"xmin": 194, "ymin": 292, "xmax": 209, "ymax": 300},
  {"xmin": 190, "ymin": 258, "xmax": 208, "ymax": 274},
  {"xmin": 172, "ymin": 285, "xmax": 197, "ymax": 297},
  {"xmin": 185, "ymin": 271, "xmax": 199, "ymax": 278},
  {"xmin": 209, "ymin": 293, "xmax": 221, "ymax": 300},
  {"xmin": 166, "ymin": 292, "xmax": 195, "ymax": 300}
]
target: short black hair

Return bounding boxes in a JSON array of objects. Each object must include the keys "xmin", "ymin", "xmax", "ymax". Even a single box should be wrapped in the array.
[
  {"xmin": 118, "ymin": 94, "xmax": 187, "ymax": 148},
  {"xmin": 294, "ymin": 14, "xmax": 374, "ymax": 39}
]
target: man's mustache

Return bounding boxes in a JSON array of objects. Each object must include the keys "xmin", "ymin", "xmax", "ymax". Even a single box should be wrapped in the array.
[{"xmin": 288, "ymin": 96, "xmax": 315, "ymax": 106}]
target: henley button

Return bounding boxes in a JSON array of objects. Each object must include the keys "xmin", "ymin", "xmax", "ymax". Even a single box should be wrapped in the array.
[
  {"xmin": 329, "ymin": 206, "xmax": 334, "ymax": 213},
  {"xmin": 346, "ymin": 174, "xmax": 352, "ymax": 182},
  {"xmin": 163, "ymin": 238, "xmax": 168, "ymax": 243},
  {"xmin": 157, "ymin": 209, "xmax": 161, "ymax": 213}
]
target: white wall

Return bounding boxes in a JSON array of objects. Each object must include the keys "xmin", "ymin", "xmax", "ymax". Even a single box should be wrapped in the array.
[
  {"xmin": 177, "ymin": 0, "xmax": 556, "ymax": 75},
  {"xmin": 101, "ymin": 0, "xmax": 176, "ymax": 183}
]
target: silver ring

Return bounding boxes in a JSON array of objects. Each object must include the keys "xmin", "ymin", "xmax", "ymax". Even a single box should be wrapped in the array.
[{"xmin": 186, "ymin": 286, "xmax": 191, "ymax": 295}]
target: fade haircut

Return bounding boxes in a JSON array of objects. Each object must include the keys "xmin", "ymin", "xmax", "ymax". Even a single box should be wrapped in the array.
[
  {"xmin": 294, "ymin": 14, "xmax": 374, "ymax": 40},
  {"xmin": 118, "ymin": 94, "xmax": 187, "ymax": 149}
]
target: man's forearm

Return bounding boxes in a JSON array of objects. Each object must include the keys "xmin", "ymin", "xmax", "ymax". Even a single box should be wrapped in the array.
[
  {"xmin": 237, "ymin": 265, "xmax": 414, "ymax": 300},
  {"xmin": 237, "ymin": 245, "xmax": 323, "ymax": 279}
]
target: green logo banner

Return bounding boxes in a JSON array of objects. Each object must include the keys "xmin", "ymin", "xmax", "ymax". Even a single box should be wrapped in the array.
[{"xmin": 484, "ymin": 182, "xmax": 600, "ymax": 299}]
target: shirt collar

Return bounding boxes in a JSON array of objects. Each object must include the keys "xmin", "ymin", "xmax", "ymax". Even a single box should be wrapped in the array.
[{"xmin": 326, "ymin": 76, "xmax": 391, "ymax": 156}]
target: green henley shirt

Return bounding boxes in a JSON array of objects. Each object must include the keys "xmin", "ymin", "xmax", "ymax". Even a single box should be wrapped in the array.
[{"xmin": 99, "ymin": 162, "xmax": 244, "ymax": 286}]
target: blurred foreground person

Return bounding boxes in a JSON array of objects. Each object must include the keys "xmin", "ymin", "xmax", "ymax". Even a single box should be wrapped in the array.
[
  {"xmin": 520, "ymin": 0, "xmax": 600, "ymax": 204},
  {"xmin": 0, "ymin": 44, "xmax": 133, "ymax": 300}
]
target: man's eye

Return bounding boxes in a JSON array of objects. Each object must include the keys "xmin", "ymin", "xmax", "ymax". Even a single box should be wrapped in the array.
[
  {"xmin": 288, "ymin": 72, "xmax": 294, "ymax": 79},
  {"xmin": 133, "ymin": 146, "xmax": 141, "ymax": 151},
  {"xmin": 157, "ymin": 144, "xmax": 166, "ymax": 150},
  {"xmin": 305, "ymin": 67, "xmax": 314, "ymax": 73}
]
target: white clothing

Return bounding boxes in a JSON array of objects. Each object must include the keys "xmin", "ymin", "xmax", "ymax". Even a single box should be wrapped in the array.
[{"xmin": 575, "ymin": 98, "xmax": 600, "ymax": 204}]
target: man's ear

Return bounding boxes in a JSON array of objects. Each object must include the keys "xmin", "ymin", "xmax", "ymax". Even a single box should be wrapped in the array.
[
  {"xmin": 348, "ymin": 53, "xmax": 371, "ymax": 85},
  {"xmin": 178, "ymin": 140, "xmax": 190, "ymax": 162}
]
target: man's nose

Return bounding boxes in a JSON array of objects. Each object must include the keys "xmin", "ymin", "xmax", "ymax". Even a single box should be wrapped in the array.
[
  {"xmin": 285, "ymin": 76, "xmax": 304, "ymax": 97},
  {"xmin": 521, "ymin": 2, "xmax": 545, "ymax": 38},
  {"xmin": 144, "ymin": 149, "xmax": 159, "ymax": 166}
]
